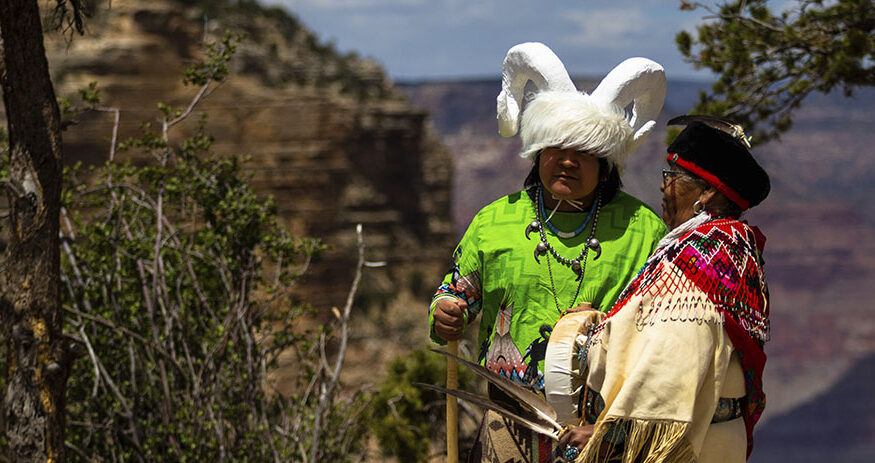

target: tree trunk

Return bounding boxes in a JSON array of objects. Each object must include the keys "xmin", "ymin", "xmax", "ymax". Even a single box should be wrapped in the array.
[{"xmin": 0, "ymin": 1, "xmax": 68, "ymax": 462}]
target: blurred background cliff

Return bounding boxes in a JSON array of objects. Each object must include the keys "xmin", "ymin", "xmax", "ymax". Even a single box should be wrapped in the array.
[{"xmin": 23, "ymin": 0, "xmax": 875, "ymax": 461}]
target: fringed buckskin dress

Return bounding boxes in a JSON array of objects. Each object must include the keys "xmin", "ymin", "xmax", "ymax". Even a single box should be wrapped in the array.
[{"xmin": 580, "ymin": 214, "xmax": 769, "ymax": 463}]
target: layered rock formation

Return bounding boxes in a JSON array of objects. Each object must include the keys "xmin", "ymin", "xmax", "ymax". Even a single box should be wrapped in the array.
[{"xmin": 43, "ymin": 0, "xmax": 454, "ymax": 311}]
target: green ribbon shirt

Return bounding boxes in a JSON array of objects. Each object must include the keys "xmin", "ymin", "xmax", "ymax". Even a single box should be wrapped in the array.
[{"xmin": 429, "ymin": 190, "xmax": 666, "ymax": 389}]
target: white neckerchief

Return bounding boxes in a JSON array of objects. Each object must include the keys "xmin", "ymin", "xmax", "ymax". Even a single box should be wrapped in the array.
[{"xmin": 654, "ymin": 211, "xmax": 712, "ymax": 254}]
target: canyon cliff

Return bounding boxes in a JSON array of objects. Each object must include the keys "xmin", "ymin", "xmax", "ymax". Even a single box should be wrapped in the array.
[{"xmin": 43, "ymin": 0, "xmax": 455, "ymax": 315}]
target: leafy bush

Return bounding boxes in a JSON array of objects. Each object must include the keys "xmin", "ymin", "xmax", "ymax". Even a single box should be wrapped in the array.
[
  {"xmin": 53, "ymin": 31, "xmax": 368, "ymax": 462},
  {"xmin": 371, "ymin": 347, "xmax": 478, "ymax": 462},
  {"xmin": 1, "ymin": 15, "xmax": 448, "ymax": 462}
]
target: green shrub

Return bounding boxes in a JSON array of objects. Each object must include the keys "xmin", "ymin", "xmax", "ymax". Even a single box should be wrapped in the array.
[{"xmin": 371, "ymin": 347, "xmax": 477, "ymax": 462}]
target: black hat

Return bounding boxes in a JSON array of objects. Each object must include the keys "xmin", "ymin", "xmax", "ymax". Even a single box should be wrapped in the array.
[{"xmin": 666, "ymin": 116, "xmax": 770, "ymax": 210}]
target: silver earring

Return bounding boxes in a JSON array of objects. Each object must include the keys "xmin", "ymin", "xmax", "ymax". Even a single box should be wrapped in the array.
[{"xmin": 693, "ymin": 200, "xmax": 704, "ymax": 214}]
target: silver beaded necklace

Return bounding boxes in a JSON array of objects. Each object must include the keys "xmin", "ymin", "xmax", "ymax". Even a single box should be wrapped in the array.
[{"xmin": 525, "ymin": 185, "xmax": 602, "ymax": 315}]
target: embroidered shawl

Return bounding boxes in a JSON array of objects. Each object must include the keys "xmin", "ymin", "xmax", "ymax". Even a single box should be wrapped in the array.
[{"xmin": 581, "ymin": 216, "xmax": 769, "ymax": 462}]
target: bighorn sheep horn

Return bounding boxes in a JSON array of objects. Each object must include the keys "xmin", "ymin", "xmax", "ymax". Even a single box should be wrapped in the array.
[
  {"xmin": 496, "ymin": 42, "xmax": 576, "ymax": 138},
  {"xmin": 590, "ymin": 57, "xmax": 667, "ymax": 154}
]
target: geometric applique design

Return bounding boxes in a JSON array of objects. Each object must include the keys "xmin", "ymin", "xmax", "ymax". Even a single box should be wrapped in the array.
[
  {"xmin": 609, "ymin": 218, "xmax": 769, "ymax": 343},
  {"xmin": 433, "ymin": 244, "xmax": 484, "ymax": 319},
  {"xmin": 434, "ymin": 268, "xmax": 483, "ymax": 320},
  {"xmin": 484, "ymin": 302, "xmax": 528, "ymax": 384},
  {"xmin": 521, "ymin": 324, "xmax": 551, "ymax": 390}
]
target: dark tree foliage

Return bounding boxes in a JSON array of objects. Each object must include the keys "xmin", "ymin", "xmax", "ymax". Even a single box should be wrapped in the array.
[
  {"xmin": 51, "ymin": 0, "xmax": 89, "ymax": 38},
  {"xmin": 676, "ymin": 0, "xmax": 875, "ymax": 144}
]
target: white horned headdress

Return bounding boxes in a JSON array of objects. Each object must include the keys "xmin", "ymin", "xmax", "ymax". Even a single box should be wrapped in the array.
[{"xmin": 497, "ymin": 42, "xmax": 666, "ymax": 172}]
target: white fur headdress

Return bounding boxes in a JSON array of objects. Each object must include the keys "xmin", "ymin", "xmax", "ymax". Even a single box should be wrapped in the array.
[{"xmin": 497, "ymin": 42, "xmax": 666, "ymax": 172}]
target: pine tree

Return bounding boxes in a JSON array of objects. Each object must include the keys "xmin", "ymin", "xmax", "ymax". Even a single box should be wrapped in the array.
[
  {"xmin": 676, "ymin": 0, "xmax": 875, "ymax": 144},
  {"xmin": 0, "ymin": 0, "xmax": 86, "ymax": 461}
]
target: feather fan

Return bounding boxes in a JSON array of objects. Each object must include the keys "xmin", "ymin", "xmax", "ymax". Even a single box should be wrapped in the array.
[
  {"xmin": 413, "ymin": 383, "xmax": 561, "ymax": 440},
  {"xmin": 427, "ymin": 348, "xmax": 562, "ymax": 437}
]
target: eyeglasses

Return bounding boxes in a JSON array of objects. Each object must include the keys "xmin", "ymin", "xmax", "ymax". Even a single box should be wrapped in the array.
[{"xmin": 662, "ymin": 169, "xmax": 692, "ymax": 182}]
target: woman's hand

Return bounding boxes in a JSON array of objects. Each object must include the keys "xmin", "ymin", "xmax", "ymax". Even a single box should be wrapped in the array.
[
  {"xmin": 567, "ymin": 301, "xmax": 597, "ymax": 313},
  {"xmin": 433, "ymin": 298, "xmax": 468, "ymax": 341},
  {"xmin": 556, "ymin": 425, "xmax": 595, "ymax": 461},
  {"xmin": 565, "ymin": 302, "xmax": 605, "ymax": 335}
]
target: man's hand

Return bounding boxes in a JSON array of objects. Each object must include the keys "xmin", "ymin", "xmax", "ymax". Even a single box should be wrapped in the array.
[{"xmin": 433, "ymin": 298, "xmax": 467, "ymax": 341}]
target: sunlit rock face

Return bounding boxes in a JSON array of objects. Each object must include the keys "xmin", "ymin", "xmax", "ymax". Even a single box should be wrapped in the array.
[{"xmin": 42, "ymin": 0, "xmax": 455, "ymax": 311}]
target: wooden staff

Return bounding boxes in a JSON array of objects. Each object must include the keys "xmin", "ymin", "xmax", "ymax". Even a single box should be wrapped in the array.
[{"xmin": 446, "ymin": 340, "xmax": 459, "ymax": 463}]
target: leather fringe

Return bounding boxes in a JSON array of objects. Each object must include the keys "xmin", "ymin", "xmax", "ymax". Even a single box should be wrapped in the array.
[{"xmin": 577, "ymin": 417, "xmax": 697, "ymax": 463}]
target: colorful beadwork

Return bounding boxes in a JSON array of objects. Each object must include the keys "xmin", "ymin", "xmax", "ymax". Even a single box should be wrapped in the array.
[{"xmin": 596, "ymin": 217, "xmax": 769, "ymax": 457}]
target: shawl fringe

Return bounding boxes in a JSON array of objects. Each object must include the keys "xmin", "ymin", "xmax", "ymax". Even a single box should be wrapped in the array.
[{"xmin": 578, "ymin": 417, "xmax": 697, "ymax": 463}]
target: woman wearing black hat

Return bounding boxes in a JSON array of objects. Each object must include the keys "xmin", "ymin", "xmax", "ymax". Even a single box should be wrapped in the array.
[{"xmin": 562, "ymin": 117, "xmax": 771, "ymax": 463}]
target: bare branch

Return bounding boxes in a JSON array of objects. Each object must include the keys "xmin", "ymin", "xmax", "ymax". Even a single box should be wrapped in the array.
[
  {"xmin": 63, "ymin": 305, "xmax": 185, "ymax": 375},
  {"xmin": 309, "ymin": 223, "xmax": 367, "ymax": 462},
  {"xmin": 92, "ymin": 106, "xmax": 121, "ymax": 162}
]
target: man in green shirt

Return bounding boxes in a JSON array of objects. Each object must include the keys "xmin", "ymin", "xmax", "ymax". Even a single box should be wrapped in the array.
[{"xmin": 428, "ymin": 42, "xmax": 668, "ymax": 462}]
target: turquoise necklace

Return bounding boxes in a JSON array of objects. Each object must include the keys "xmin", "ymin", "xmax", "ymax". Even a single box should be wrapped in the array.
[
  {"xmin": 525, "ymin": 185, "xmax": 603, "ymax": 315},
  {"xmin": 537, "ymin": 186, "xmax": 599, "ymax": 239}
]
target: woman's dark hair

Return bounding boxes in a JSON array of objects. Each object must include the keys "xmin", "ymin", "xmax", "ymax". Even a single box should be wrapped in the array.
[
  {"xmin": 524, "ymin": 153, "xmax": 622, "ymax": 204},
  {"xmin": 705, "ymin": 192, "xmax": 743, "ymax": 218}
]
